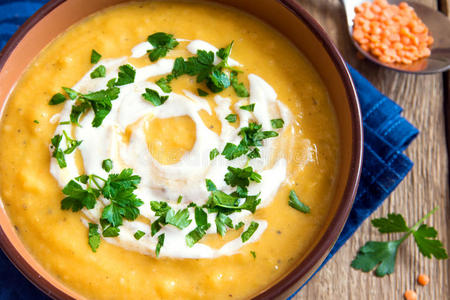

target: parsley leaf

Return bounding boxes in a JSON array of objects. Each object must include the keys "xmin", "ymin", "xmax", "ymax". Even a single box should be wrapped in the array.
[
  {"xmin": 221, "ymin": 142, "xmax": 248, "ymax": 160},
  {"xmin": 51, "ymin": 131, "xmax": 82, "ymax": 168},
  {"xmin": 215, "ymin": 212, "xmax": 233, "ymax": 236},
  {"xmin": 270, "ymin": 118, "xmax": 284, "ymax": 129},
  {"xmin": 49, "ymin": 93, "xmax": 66, "ymax": 105},
  {"xmin": 234, "ymin": 221, "xmax": 244, "ymax": 230},
  {"xmin": 156, "ymin": 233, "xmax": 165, "ymax": 257},
  {"xmin": 231, "ymin": 71, "xmax": 249, "ymax": 97},
  {"xmin": 413, "ymin": 224, "xmax": 448, "ymax": 259},
  {"xmin": 209, "ymin": 148, "xmax": 219, "ymax": 160},
  {"xmin": 224, "ymin": 166, "xmax": 261, "ymax": 188},
  {"xmin": 142, "ymin": 88, "xmax": 168, "ymax": 106},
  {"xmin": 165, "ymin": 208, "xmax": 192, "ymax": 229},
  {"xmin": 197, "ymin": 88, "xmax": 208, "ymax": 96},
  {"xmin": 150, "ymin": 201, "xmax": 171, "ymax": 217},
  {"xmin": 134, "ymin": 230, "xmax": 145, "ymax": 240},
  {"xmin": 91, "ymin": 49, "xmax": 102, "ymax": 64},
  {"xmin": 288, "ymin": 190, "xmax": 310, "ymax": 213},
  {"xmin": 102, "ymin": 226, "xmax": 120, "ymax": 237},
  {"xmin": 90, "ymin": 65, "xmax": 106, "ymax": 79},
  {"xmin": 240, "ymin": 103, "xmax": 255, "ymax": 112},
  {"xmin": 63, "ymin": 87, "xmax": 79, "ymax": 100},
  {"xmin": 177, "ymin": 195, "xmax": 183, "ymax": 204},
  {"xmin": 115, "ymin": 64, "xmax": 136, "ymax": 86},
  {"xmin": 186, "ymin": 223, "xmax": 211, "ymax": 247},
  {"xmin": 156, "ymin": 77, "xmax": 172, "ymax": 93},
  {"xmin": 88, "ymin": 223, "xmax": 101, "ymax": 252},
  {"xmin": 147, "ymin": 32, "xmax": 179, "ymax": 62},
  {"xmin": 205, "ymin": 179, "xmax": 217, "ymax": 192},
  {"xmin": 61, "ymin": 179, "xmax": 99, "ymax": 211},
  {"xmin": 225, "ymin": 114, "xmax": 237, "ymax": 123},
  {"xmin": 351, "ymin": 240, "xmax": 401, "ymax": 277},
  {"xmin": 241, "ymin": 221, "xmax": 259, "ymax": 242},
  {"xmin": 250, "ymin": 251, "xmax": 256, "ymax": 259},
  {"xmin": 371, "ymin": 213, "xmax": 409, "ymax": 233},
  {"xmin": 102, "ymin": 159, "xmax": 113, "ymax": 172},
  {"xmin": 247, "ymin": 148, "xmax": 261, "ymax": 159},
  {"xmin": 351, "ymin": 208, "xmax": 448, "ymax": 277},
  {"xmin": 51, "ymin": 134, "xmax": 66, "ymax": 168}
]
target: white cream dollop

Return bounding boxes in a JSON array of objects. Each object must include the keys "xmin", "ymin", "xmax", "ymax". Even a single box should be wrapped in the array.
[{"xmin": 50, "ymin": 40, "xmax": 294, "ymax": 258}]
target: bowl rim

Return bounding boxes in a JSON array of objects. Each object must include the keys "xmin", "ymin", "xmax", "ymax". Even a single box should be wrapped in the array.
[{"xmin": 0, "ymin": 0, "xmax": 363, "ymax": 299}]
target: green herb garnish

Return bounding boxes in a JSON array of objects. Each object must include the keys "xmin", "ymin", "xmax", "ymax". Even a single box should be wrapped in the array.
[
  {"xmin": 49, "ymin": 93, "xmax": 66, "ymax": 105},
  {"xmin": 215, "ymin": 212, "xmax": 233, "ymax": 236},
  {"xmin": 197, "ymin": 88, "xmax": 208, "ymax": 96},
  {"xmin": 230, "ymin": 71, "xmax": 249, "ymax": 97},
  {"xmin": 177, "ymin": 195, "xmax": 183, "ymax": 204},
  {"xmin": 186, "ymin": 207, "xmax": 211, "ymax": 247},
  {"xmin": 88, "ymin": 223, "xmax": 101, "ymax": 252},
  {"xmin": 224, "ymin": 166, "xmax": 261, "ymax": 188},
  {"xmin": 234, "ymin": 221, "xmax": 244, "ymax": 230},
  {"xmin": 240, "ymin": 103, "xmax": 255, "ymax": 112},
  {"xmin": 209, "ymin": 148, "xmax": 219, "ymax": 160},
  {"xmin": 90, "ymin": 65, "xmax": 106, "ymax": 79},
  {"xmin": 115, "ymin": 64, "xmax": 136, "ymax": 86},
  {"xmin": 147, "ymin": 32, "xmax": 179, "ymax": 62},
  {"xmin": 51, "ymin": 130, "xmax": 82, "ymax": 168},
  {"xmin": 142, "ymin": 88, "xmax": 168, "ymax": 106},
  {"xmin": 250, "ymin": 251, "xmax": 256, "ymax": 259},
  {"xmin": 156, "ymin": 233, "xmax": 165, "ymax": 257},
  {"xmin": 33, "ymin": 120, "xmax": 39, "ymax": 124},
  {"xmin": 241, "ymin": 221, "xmax": 259, "ymax": 242},
  {"xmin": 90, "ymin": 49, "xmax": 102, "ymax": 64},
  {"xmin": 351, "ymin": 208, "xmax": 448, "ymax": 277},
  {"xmin": 271, "ymin": 118, "xmax": 284, "ymax": 129},
  {"xmin": 102, "ymin": 159, "xmax": 113, "ymax": 172},
  {"xmin": 288, "ymin": 190, "xmax": 310, "ymax": 213},
  {"xmin": 134, "ymin": 230, "xmax": 146, "ymax": 240},
  {"xmin": 225, "ymin": 114, "xmax": 237, "ymax": 123}
]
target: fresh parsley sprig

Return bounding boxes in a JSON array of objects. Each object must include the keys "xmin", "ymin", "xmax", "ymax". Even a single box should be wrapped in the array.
[
  {"xmin": 50, "ymin": 130, "xmax": 82, "ymax": 168},
  {"xmin": 147, "ymin": 32, "xmax": 179, "ymax": 62},
  {"xmin": 351, "ymin": 208, "xmax": 448, "ymax": 277}
]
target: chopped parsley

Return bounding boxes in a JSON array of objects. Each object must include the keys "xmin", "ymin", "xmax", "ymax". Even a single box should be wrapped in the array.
[
  {"xmin": 186, "ymin": 207, "xmax": 211, "ymax": 247},
  {"xmin": 64, "ymin": 86, "xmax": 120, "ymax": 127},
  {"xmin": 234, "ymin": 221, "xmax": 244, "ymax": 230},
  {"xmin": 220, "ymin": 122, "xmax": 278, "ymax": 161},
  {"xmin": 147, "ymin": 32, "xmax": 179, "ymax": 62},
  {"xmin": 33, "ymin": 120, "xmax": 39, "ymax": 124},
  {"xmin": 250, "ymin": 251, "xmax": 256, "ymax": 259},
  {"xmin": 155, "ymin": 233, "xmax": 165, "ymax": 257},
  {"xmin": 155, "ymin": 41, "xmax": 246, "ymax": 95},
  {"xmin": 215, "ymin": 212, "xmax": 233, "ymax": 236},
  {"xmin": 150, "ymin": 201, "xmax": 192, "ymax": 235},
  {"xmin": 61, "ymin": 178, "xmax": 99, "ymax": 211},
  {"xmin": 241, "ymin": 221, "xmax": 259, "ymax": 242},
  {"xmin": 240, "ymin": 103, "xmax": 255, "ymax": 112},
  {"xmin": 142, "ymin": 88, "xmax": 168, "ymax": 106},
  {"xmin": 90, "ymin": 65, "xmax": 106, "ymax": 79},
  {"xmin": 225, "ymin": 114, "xmax": 237, "ymax": 123},
  {"xmin": 115, "ymin": 64, "xmax": 136, "ymax": 86},
  {"xmin": 102, "ymin": 159, "xmax": 113, "ymax": 172},
  {"xmin": 271, "ymin": 118, "xmax": 284, "ymax": 129},
  {"xmin": 90, "ymin": 49, "xmax": 102, "ymax": 64},
  {"xmin": 224, "ymin": 166, "xmax": 261, "ymax": 188},
  {"xmin": 134, "ymin": 230, "xmax": 145, "ymax": 240},
  {"xmin": 177, "ymin": 195, "xmax": 183, "ymax": 204},
  {"xmin": 288, "ymin": 190, "xmax": 310, "ymax": 213},
  {"xmin": 49, "ymin": 93, "xmax": 66, "ymax": 105},
  {"xmin": 88, "ymin": 223, "xmax": 101, "ymax": 252},
  {"xmin": 197, "ymin": 88, "xmax": 208, "ymax": 96},
  {"xmin": 50, "ymin": 130, "xmax": 82, "ymax": 168},
  {"xmin": 230, "ymin": 71, "xmax": 249, "ymax": 97},
  {"xmin": 351, "ymin": 208, "xmax": 448, "ymax": 277},
  {"xmin": 205, "ymin": 179, "xmax": 217, "ymax": 192},
  {"xmin": 209, "ymin": 148, "xmax": 219, "ymax": 160}
]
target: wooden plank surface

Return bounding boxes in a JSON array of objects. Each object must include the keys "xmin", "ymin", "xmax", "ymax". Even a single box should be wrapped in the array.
[{"xmin": 292, "ymin": 0, "xmax": 450, "ymax": 299}]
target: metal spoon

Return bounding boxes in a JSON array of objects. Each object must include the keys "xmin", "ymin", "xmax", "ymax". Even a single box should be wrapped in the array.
[{"xmin": 341, "ymin": 0, "xmax": 450, "ymax": 73}]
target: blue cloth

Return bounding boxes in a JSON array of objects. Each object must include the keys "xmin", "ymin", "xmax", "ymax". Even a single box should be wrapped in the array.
[{"xmin": 0, "ymin": 1, "xmax": 418, "ymax": 299}]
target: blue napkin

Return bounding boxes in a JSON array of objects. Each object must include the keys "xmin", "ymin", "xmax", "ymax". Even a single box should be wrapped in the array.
[{"xmin": 0, "ymin": 1, "xmax": 418, "ymax": 299}]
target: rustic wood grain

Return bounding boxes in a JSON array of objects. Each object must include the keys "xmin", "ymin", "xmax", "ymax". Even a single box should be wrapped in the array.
[{"xmin": 292, "ymin": 0, "xmax": 450, "ymax": 299}]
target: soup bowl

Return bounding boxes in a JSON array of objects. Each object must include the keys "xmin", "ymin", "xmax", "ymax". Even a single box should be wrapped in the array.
[{"xmin": 0, "ymin": 0, "xmax": 363, "ymax": 299}]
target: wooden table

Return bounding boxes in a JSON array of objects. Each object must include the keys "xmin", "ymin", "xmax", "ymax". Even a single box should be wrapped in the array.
[{"xmin": 293, "ymin": 0, "xmax": 450, "ymax": 299}]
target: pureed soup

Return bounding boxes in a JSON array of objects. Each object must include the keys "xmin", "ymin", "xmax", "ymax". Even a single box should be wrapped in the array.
[{"xmin": 0, "ymin": 1, "xmax": 340, "ymax": 299}]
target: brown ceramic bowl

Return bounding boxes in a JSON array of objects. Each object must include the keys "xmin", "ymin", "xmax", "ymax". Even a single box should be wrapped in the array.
[{"xmin": 0, "ymin": 0, "xmax": 363, "ymax": 299}]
